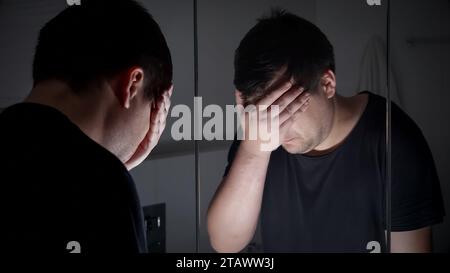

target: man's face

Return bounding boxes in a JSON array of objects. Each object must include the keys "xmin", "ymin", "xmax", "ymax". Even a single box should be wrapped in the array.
[
  {"xmin": 281, "ymin": 84, "xmax": 335, "ymax": 154},
  {"xmin": 111, "ymin": 84, "xmax": 152, "ymax": 163}
]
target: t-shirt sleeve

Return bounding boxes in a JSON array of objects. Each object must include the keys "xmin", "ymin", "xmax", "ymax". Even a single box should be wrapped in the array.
[
  {"xmin": 223, "ymin": 138, "xmax": 241, "ymax": 177},
  {"xmin": 391, "ymin": 103, "xmax": 445, "ymax": 231}
]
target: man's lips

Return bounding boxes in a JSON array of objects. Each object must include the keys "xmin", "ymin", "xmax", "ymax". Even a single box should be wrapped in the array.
[{"xmin": 284, "ymin": 137, "xmax": 297, "ymax": 143}]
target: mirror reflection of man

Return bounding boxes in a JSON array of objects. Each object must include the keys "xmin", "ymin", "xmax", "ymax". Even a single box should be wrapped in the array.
[
  {"xmin": 207, "ymin": 10, "xmax": 445, "ymax": 253},
  {"xmin": 0, "ymin": 0, "xmax": 172, "ymax": 253}
]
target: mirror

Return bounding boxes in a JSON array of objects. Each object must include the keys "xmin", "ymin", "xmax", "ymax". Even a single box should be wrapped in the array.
[
  {"xmin": 388, "ymin": 0, "xmax": 448, "ymax": 252},
  {"xmin": 197, "ymin": 0, "xmax": 390, "ymax": 253}
]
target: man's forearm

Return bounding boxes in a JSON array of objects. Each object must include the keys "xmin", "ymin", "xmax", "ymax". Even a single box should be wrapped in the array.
[
  {"xmin": 207, "ymin": 143, "xmax": 271, "ymax": 253},
  {"xmin": 391, "ymin": 227, "xmax": 432, "ymax": 253}
]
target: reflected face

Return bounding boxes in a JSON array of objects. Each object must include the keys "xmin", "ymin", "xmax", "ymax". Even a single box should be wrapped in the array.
[{"xmin": 281, "ymin": 87, "xmax": 335, "ymax": 154}]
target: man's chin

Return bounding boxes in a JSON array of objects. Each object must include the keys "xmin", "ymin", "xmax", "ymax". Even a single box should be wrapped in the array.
[{"xmin": 281, "ymin": 141, "xmax": 313, "ymax": 155}]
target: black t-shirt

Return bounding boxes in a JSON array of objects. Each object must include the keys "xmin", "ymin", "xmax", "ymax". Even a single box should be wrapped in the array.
[
  {"xmin": 0, "ymin": 103, "xmax": 147, "ymax": 253},
  {"xmin": 224, "ymin": 92, "xmax": 445, "ymax": 252}
]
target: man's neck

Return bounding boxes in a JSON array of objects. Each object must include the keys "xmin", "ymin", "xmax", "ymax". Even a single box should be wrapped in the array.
[
  {"xmin": 25, "ymin": 80, "xmax": 110, "ymax": 150},
  {"xmin": 311, "ymin": 93, "xmax": 369, "ymax": 155}
]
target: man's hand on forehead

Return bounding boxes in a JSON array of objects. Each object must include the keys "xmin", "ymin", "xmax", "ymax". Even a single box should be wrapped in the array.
[
  {"xmin": 125, "ymin": 85, "xmax": 173, "ymax": 170},
  {"xmin": 235, "ymin": 80, "xmax": 310, "ymax": 153}
]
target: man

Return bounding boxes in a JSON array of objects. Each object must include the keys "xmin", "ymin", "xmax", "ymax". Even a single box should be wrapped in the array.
[
  {"xmin": 207, "ymin": 10, "xmax": 445, "ymax": 253},
  {"xmin": 0, "ymin": 0, "xmax": 172, "ymax": 253}
]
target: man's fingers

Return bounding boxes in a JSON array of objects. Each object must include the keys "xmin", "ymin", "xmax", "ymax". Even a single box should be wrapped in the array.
[
  {"xmin": 256, "ymin": 81, "xmax": 293, "ymax": 110},
  {"xmin": 125, "ymin": 92, "xmax": 171, "ymax": 170},
  {"xmin": 278, "ymin": 93, "xmax": 311, "ymax": 124},
  {"xmin": 159, "ymin": 97, "xmax": 168, "ymax": 125},
  {"xmin": 163, "ymin": 92, "xmax": 171, "ymax": 113},
  {"xmin": 149, "ymin": 113, "xmax": 160, "ymax": 137},
  {"xmin": 298, "ymin": 98, "xmax": 311, "ymax": 113},
  {"xmin": 159, "ymin": 107, "xmax": 166, "ymax": 125},
  {"xmin": 150, "ymin": 99, "xmax": 162, "ymax": 125},
  {"xmin": 268, "ymin": 87, "xmax": 305, "ymax": 116},
  {"xmin": 147, "ymin": 93, "xmax": 169, "ymax": 145},
  {"xmin": 152, "ymin": 96, "xmax": 168, "ymax": 137}
]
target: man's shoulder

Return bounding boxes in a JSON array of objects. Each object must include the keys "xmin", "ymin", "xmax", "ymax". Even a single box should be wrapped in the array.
[
  {"xmin": 1, "ymin": 102, "xmax": 131, "ymax": 183},
  {"xmin": 61, "ymin": 137, "xmax": 131, "ymax": 184},
  {"xmin": 364, "ymin": 92, "xmax": 428, "ymax": 155},
  {"xmin": 363, "ymin": 92, "xmax": 423, "ymax": 137}
]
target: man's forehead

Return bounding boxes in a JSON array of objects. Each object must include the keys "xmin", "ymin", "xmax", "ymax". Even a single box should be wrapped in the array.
[{"xmin": 245, "ymin": 71, "xmax": 298, "ymax": 105}]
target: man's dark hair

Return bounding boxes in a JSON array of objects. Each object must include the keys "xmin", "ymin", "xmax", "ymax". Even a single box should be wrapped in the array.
[
  {"xmin": 234, "ymin": 9, "xmax": 335, "ymax": 105},
  {"xmin": 33, "ymin": 0, "xmax": 172, "ymax": 101}
]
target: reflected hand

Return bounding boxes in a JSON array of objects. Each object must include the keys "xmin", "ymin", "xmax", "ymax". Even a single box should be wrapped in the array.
[{"xmin": 236, "ymin": 81, "xmax": 310, "ymax": 155}]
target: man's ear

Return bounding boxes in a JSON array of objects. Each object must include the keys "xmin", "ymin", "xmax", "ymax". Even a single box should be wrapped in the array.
[
  {"xmin": 113, "ymin": 67, "xmax": 145, "ymax": 109},
  {"xmin": 320, "ymin": 69, "xmax": 337, "ymax": 99}
]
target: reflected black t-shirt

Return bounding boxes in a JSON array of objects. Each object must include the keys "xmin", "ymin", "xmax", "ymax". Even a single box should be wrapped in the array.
[
  {"xmin": 0, "ymin": 103, "xmax": 147, "ymax": 254},
  {"xmin": 224, "ymin": 92, "xmax": 445, "ymax": 252}
]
